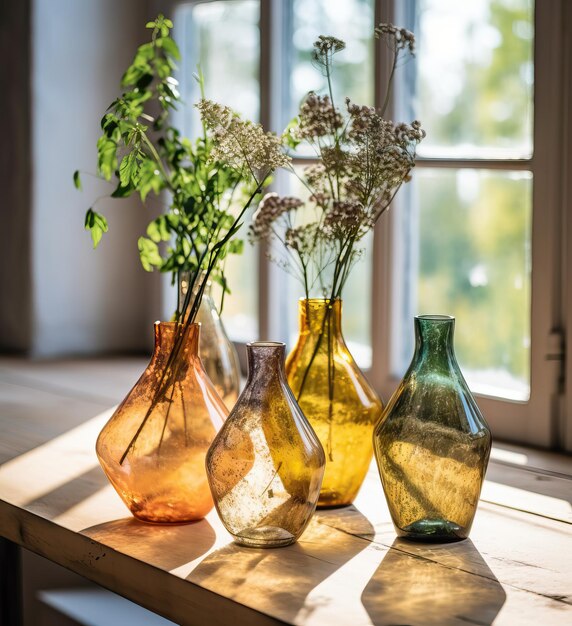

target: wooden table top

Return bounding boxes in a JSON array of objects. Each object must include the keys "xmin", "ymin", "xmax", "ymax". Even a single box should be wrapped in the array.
[{"xmin": 0, "ymin": 357, "xmax": 571, "ymax": 625}]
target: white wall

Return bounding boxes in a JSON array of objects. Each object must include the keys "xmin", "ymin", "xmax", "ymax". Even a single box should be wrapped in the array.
[{"xmin": 31, "ymin": 0, "xmax": 159, "ymax": 356}]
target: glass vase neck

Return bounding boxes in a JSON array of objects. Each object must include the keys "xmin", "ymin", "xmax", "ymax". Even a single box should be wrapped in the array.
[
  {"xmin": 413, "ymin": 315, "xmax": 456, "ymax": 367},
  {"xmin": 153, "ymin": 321, "xmax": 199, "ymax": 360},
  {"xmin": 178, "ymin": 270, "xmax": 213, "ymax": 319},
  {"xmin": 247, "ymin": 342, "xmax": 286, "ymax": 381},
  {"xmin": 299, "ymin": 298, "xmax": 343, "ymax": 336}
]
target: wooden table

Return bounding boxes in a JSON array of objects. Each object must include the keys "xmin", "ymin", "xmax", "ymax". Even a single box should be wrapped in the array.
[{"xmin": 1, "ymin": 357, "xmax": 571, "ymax": 625}]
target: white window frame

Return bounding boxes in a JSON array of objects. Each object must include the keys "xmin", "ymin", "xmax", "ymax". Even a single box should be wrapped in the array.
[
  {"xmin": 171, "ymin": 0, "xmax": 571, "ymax": 450},
  {"xmin": 370, "ymin": 0, "xmax": 568, "ymax": 450}
]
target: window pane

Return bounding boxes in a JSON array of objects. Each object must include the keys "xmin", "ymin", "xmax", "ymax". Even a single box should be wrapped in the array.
[
  {"xmin": 410, "ymin": 0, "xmax": 534, "ymax": 159},
  {"xmin": 291, "ymin": 0, "xmax": 374, "ymax": 117},
  {"xmin": 283, "ymin": 169, "xmax": 372, "ymax": 368},
  {"xmin": 285, "ymin": 0, "xmax": 374, "ymax": 363},
  {"xmin": 176, "ymin": 0, "xmax": 260, "ymax": 129},
  {"xmin": 216, "ymin": 209, "xmax": 259, "ymax": 342},
  {"xmin": 175, "ymin": 1, "xmax": 260, "ymax": 339},
  {"xmin": 396, "ymin": 169, "xmax": 532, "ymax": 400}
]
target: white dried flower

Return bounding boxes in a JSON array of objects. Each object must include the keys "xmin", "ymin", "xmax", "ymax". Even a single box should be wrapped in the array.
[
  {"xmin": 297, "ymin": 93, "xmax": 343, "ymax": 139},
  {"xmin": 249, "ymin": 193, "xmax": 303, "ymax": 241},
  {"xmin": 313, "ymin": 35, "xmax": 346, "ymax": 59},
  {"xmin": 196, "ymin": 99, "xmax": 290, "ymax": 183},
  {"xmin": 374, "ymin": 23, "xmax": 416, "ymax": 54}
]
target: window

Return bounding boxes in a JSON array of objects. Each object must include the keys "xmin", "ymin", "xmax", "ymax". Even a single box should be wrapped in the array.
[
  {"xmin": 175, "ymin": 1, "xmax": 260, "ymax": 341},
  {"xmin": 175, "ymin": 0, "xmax": 568, "ymax": 448},
  {"xmin": 394, "ymin": 0, "xmax": 534, "ymax": 401}
]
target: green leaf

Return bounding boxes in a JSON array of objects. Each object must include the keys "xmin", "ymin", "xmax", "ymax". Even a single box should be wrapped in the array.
[
  {"xmin": 84, "ymin": 209, "xmax": 108, "ymax": 249},
  {"xmin": 157, "ymin": 36, "xmax": 181, "ymax": 60},
  {"xmin": 227, "ymin": 239, "xmax": 244, "ymax": 255},
  {"xmin": 73, "ymin": 170, "xmax": 82, "ymax": 191},
  {"xmin": 282, "ymin": 116, "xmax": 301, "ymax": 149},
  {"xmin": 181, "ymin": 238, "xmax": 191, "ymax": 256},
  {"xmin": 119, "ymin": 152, "xmax": 139, "ymax": 187},
  {"xmin": 122, "ymin": 63, "xmax": 151, "ymax": 87},
  {"xmin": 111, "ymin": 181, "xmax": 135, "ymax": 198},
  {"xmin": 136, "ymin": 73, "xmax": 153, "ymax": 90},
  {"xmin": 138, "ymin": 159, "xmax": 163, "ymax": 201},
  {"xmin": 146, "ymin": 215, "xmax": 171, "ymax": 242},
  {"xmin": 138, "ymin": 237, "xmax": 163, "ymax": 271},
  {"xmin": 96, "ymin": 135, "xmax": 117, "ymax": 180},
  {"xmin": 134, "ymin": 42, "xmax": 154, "ymax": 63},
  {"xmin": 100, "ymin": 113, "xmax": 119, "ymax": 136}
]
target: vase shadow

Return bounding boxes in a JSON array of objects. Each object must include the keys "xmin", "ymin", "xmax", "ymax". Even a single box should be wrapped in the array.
[
  {"xmin": 82, "ymin": 517, "xmax": 217, "ymax": 572},
  {"xmin": 188, "ymin": 505, "xmax": 375, "ymax": 623},
  {"xmin": 24, "ymin": 465, "xmax": 109, "ymax": 519},
  {"xmin": 362, "ymin": 538, "xmax": 506, "ymax": 626}
]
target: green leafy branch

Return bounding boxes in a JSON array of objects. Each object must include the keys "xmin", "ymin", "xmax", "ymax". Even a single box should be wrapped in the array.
[{"xmin": 74, "ymin": 14, "xmax": 249, "ymax": 316}]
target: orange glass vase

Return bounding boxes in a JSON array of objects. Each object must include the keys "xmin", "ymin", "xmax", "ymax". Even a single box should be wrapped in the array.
[
  {"xmin": 286, "ymin": 299, "xmax": 383, "ymax": 508},
  {"xmin": 96, "ymin": 322, "xmax": 228, "ymax": 523}
]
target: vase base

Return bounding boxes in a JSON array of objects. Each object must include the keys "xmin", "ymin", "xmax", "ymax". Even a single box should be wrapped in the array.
[
  {"xmin": 232, "ymin": 526, "xmax": 296, "ymax": 548},
  {"xmin": 398, "ymin": 518, "xmax": 468, "ymax": 543},
  {"xmin": 132, "ymin": 513, "xmax": 206, "ymax": 525},
  {"xmin": 316, "ymin": 501, "xmax": 353, "ymax": 510},
  {"xmin": 130, "ymin": 502, "xmax": 211, "ymax": 525}
]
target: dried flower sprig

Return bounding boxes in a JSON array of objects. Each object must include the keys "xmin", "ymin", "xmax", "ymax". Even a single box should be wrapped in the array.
[
  {"xmin": 374, "ymin": 24, "xmax": 416, "ymax": 114},
  {"xmin": 197, "ymin": 100, "xmax": 290, "ymax": 184}
]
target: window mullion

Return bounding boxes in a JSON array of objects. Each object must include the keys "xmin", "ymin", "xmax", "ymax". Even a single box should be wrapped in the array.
[
  {"xmin": 416, "ymin": 158, "xmax": 533, "ymax": 171},
  {"xmin": 370, "ymin": 0, "xmax": 396, "ymax": 395},
  {"xmin": 258, "ymin": 0, "xmax": 276, "ymax": 341},
  {"xmin": 258, "ymin": 0, "xmax": 290, "ymax": 342},
  {"xmin": 563, "ymin": 0, "xmax": 572, "ymax": 452}
]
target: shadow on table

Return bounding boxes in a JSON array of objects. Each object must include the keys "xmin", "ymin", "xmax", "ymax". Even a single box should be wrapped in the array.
[
  {"xmin": 362, "ymin": 538, "xmax": 506, "ymax": 626},
  {"xmin": 24, "ymin": 465, "xmax": 108, "ymax": 519},
  {"xmin": 188, "ymin": 505, "xmax": 375, "ymax": 623},
  {"xmin": 486, "ymin": 461, "xmax": 572, "ymax": 507},
  {"xmin": 82, "ymin": 517, "xmax": 217, "ymax": 571}
]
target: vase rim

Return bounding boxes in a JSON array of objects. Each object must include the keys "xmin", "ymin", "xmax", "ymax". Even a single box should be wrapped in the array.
[
  {"xmin": 298, "ymin": 297, "xmax": 342, "ymax": 303},
  {"xmin": 153, "ymin": 320, "xmax": 201, "ymax": 331},
  {"xmin": 247, "ymin": 341, "xmax": 285, "ymax": 348},
  {"xmin": 416, "ymin": 314, "xmax": 454, "ymax": 322}
]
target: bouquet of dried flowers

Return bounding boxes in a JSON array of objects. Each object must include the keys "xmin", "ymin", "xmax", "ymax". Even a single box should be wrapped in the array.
[{"xmin": 249, "ymin": 24, "xmax": 424, "ymax": 304}]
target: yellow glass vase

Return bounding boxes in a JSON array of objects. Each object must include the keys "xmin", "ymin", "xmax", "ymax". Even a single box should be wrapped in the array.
[
  {"xmin": 206, "ymin": 342, "xmax": 325, "ymax": 547},
  {"xmin": 286, "ymin": 299, "xmax": 383, "ymax": 508},
  {"xmin": 96, "ymin": 322, "xmax": 228, "ymax": 523}
]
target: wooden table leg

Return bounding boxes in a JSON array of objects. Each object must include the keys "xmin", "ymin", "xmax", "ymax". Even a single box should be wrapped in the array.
[{"xmin": 0, "ymin": 538, "xmax": 22, "ymax": 626}]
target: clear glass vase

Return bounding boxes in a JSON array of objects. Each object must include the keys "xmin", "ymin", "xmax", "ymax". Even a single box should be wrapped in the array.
[
  {"xmin": 206, "ymin": 342, "xmax": 326, "ymax": 547},
  {"xmin": 286, "ymin": 299, "xmax": 383, "ymax": 508},
  {"xmin": 96, "ymin": 322, "xmax": 228, "ymax": 523},
  {"xmin": 179, "ymin": 271, "xmax": 241, "ymax": 409},
  {"xmin": 373, "ymin": 315, "xmax": 492, "ymax": 542}
]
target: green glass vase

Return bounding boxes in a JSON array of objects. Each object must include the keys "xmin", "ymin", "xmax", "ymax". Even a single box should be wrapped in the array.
[{"xmin": 373, "ymin": 315, "xmax": 491, "ymax": 542}]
